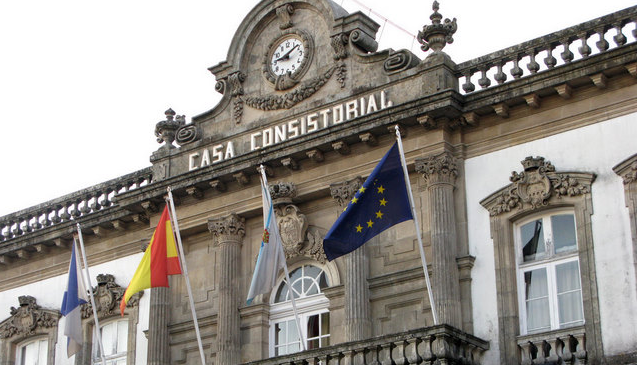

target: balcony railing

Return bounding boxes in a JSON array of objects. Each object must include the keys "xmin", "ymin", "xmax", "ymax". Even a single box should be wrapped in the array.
[
  {"xmin": 244, "ymin": 325, "xmax": 489, "ymax": 365},
  {"xmin": 456, "ymin": 6, "xmax": 637, "ymax": 94},
  {"xmin": 0, "ymin": 167, "xmax": 153, "ymax": 242},
  {"xmin": 517, "ymin": 326, "xmax": 586, "ymax": 365}
]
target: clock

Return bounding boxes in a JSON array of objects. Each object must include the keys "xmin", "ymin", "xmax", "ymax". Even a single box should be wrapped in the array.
[
  {"xmin": 270, "ymin": 35, "xmax": 305, "ymax": 76},
  {"xmin": 263, "ymin": 30, "xmax": 313, "ymax": 90}
]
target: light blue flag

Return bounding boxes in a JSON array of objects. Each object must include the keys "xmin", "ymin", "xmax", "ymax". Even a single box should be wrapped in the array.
[
  {"xmin": 61, "ymin": 240, "xmax": 89, "ymax": 357},
  {"xmin": 246, "ymin": 170, "xmax": 287, "ymax": 304}
]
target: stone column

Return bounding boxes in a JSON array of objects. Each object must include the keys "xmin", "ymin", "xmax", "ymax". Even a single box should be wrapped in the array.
[
  {"xmin": 330, "ymin": 177, "xmax": 371, "ymax": 341},
  {"xmin": 208, "ymin": 213, "xmax": 246, "ymax": 365},
  {"xmin": 415, "ymin": 152, "xmax": 462, "ymax": 328},
  {"xmin": 147, "ymin": 287, "xmax": 171, "ymax": 365}
]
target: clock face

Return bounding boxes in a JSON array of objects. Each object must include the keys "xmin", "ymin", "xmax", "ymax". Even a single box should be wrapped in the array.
[{"xmin": 270, "ymin": 36, "xmax": 305, "ymax": 76}]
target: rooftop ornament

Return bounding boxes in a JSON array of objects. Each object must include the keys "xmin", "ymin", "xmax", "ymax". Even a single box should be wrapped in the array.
[
  {"xmin": 155, "ymin": 108, "xmax": 185, "ymax": 150},
  {"xmin": 417, "ymin": 1, "xmax": 457, "ymax": 53}
]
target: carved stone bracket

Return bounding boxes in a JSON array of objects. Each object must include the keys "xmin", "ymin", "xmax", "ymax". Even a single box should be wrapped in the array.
[
  {"xmin": 209, "ymin": 213, "xmax": 246, "ymax": 245},
  {"xmin": 276, "ymin": 4, "xmax": 294, "ymax": 29},
  {"xmin": 330, "ymin": 177, "xmax": 365, "ymax": 208},
  {"xmin": 482, "ymin": 156, "xmax": 595, "ymax": 216},
  {"xmin": 81, "ymin": 274, "xmax": 142, "ymax": 319},
  {"xmin": 415, "ymin": 151, "xmax": 458, "ymax": 186},
  {"xmin": 229, "ymin": 71, "xmax": 246, "ymax": 123},
  {"xmin": 0, "ymin": 296, "xmax": 59, "ymax": 339}
]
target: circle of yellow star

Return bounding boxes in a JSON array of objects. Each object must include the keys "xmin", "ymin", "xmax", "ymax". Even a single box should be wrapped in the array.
[
  {"xmin": 375, "ymin": 210, "xmax": 384, "ymax": 219},
  {"xmin": 351, "ymin": 197, "xmax": 358, "ymax": 204},
  {"xmin": 367, "ymin": 219, "xmax": 374, "ymax": 228},
  {"xmin": 377, "ymin": 185, "xmax": 385, "ymax": 194},
  {"xmin": 379, "ymin": 198, "xmax": 387, "ymax": 206},
  {"xmin": 355, "ymin": 224, "xmax": 363, "ymax": 232},
  {"xmin": 359, "ymin": 187, "xmax": 366, "ymax": 193}
]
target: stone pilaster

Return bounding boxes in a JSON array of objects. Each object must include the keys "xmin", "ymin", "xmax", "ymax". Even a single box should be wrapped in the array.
[
  {"xmin": 613, "ymin": 153, "xmax": 637, "ymax": 297},
  {"xmin": 415, "ymin": 152, "xmax": 462, "ymax": 328},
  {"xmin": 330, "ymin": 177, "xmax": 371, "ymax": 341},
  {"xmin": 148, "ymin": 287, "xmax": 171, "ymax": 365},
  {"xmin": 208, "ymin": 213, "xmax": 246, "ymax": 365}
]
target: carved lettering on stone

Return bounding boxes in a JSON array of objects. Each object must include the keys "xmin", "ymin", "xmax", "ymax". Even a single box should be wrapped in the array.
[
  {"xmin": 0, "ymin": 296, "xmax": 58, "ymax": 339},
  {"xmin": 484, "ymin": 156, "xmax": 594, "ymax": 216}
]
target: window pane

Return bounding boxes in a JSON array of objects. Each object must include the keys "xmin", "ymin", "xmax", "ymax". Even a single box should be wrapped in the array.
[
  {"xmin": 116, "ymin": 320, "xmax": 128, "ymax": 353},
  {"xmin": 275, "ymin": 284, "xmax": 288, "ymax": 303},
  {"xmin": 524, "ymin": 269, "xmax": 550, "ymax": 332},
  {"xmin": 552, "ymin": 214, "xmax": 577, "ymax": 253},
  {"xmin": 102, "ymin": 323, "xmax": 115, "ymax": 356},
  {"xmin": 37, "ymin": 340, "xmax": 47, "ymax": 365},
  {"xmin": 521, "ymin": 219, "xmax": 545, "ymax": 262},
  {"xmin": 288, "ymin": 320, "xmax": 300, "ymax": 343},
  {"xmin": 307, "ymin": 314, "xmax": 319, "ymax": 338},
  {"xmin": 19, "ymin": 340, "xmax": 47, "ymax": 365},
  {"xmin": 305, "ymin": 278, "xmax": 318, "ymax": 296},
  {"xmin": 321, "ymin": 313, "xmax": 330, "ymax": 336},
  {"xmin": 275, "ymin": 322, "xmax": 286, "ymax": 347},
  {"xmin": 304, "ymin": 265, "xmax": 321, "ymax": 280},
  {"xmin": 319, "ymin": 272, "xmax": 328, "ymax": 289},
  {"xmin": 556, "ymin": 261, "xmax": 584, "ymax": 327}
]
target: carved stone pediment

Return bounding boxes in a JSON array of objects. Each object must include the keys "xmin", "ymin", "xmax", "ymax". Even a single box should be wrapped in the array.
[
  {"xmin": 81, "ymin": 274, "xmax": 142, "ymax": 319},
  {"xmin": 481, "ymin": 156, "xmax": 595, "ymax": 216},
  {"xmin": 0, "ymin": 296, "xmax": 59, "ymax": 339}
]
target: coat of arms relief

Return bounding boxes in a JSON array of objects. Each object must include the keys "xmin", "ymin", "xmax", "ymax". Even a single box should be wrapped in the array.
[{"xmin": 269, "ymin": 182, "xmax": 327, "ymax": 263}]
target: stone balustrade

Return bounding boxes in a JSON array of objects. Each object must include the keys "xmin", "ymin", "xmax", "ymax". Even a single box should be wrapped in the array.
[
  {"xmin": 243, "ymin": 325, "xmax": 489, "ymax": 365},
  {"xmin": 0, "ymin": 168, "xmax": 153, "ymax": 242},
  {"xmin": 517, "ymin": 326, "xmax": 586, "ymax": 365},
  {"xmin": 456, "ymin": 6, "xmax": 637, "ymax": 93}
]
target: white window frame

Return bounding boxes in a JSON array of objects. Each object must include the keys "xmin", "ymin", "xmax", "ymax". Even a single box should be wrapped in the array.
[
  {"xmin": 515, "ymin": 209, "xmax": 585, "ymax": 335},
  {"xmin": 16, "ymin": 338, "xmax": 48, "ymax": 365},
  {"xmin": 92, "ymin": 318, "xmax": 128, "ymax": 365},
  {"xmin": 268, "ymin": 264, "xmax": 330, "ymax": 357}
]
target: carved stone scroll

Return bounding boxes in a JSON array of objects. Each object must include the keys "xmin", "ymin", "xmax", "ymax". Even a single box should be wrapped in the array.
[
  {"xmin": 384, "ymin": 50, "xmax": 419, "ymax": 75},
  {"xmin": 276, "ymin": 4, "xmax": 294, "ymax": 29}
]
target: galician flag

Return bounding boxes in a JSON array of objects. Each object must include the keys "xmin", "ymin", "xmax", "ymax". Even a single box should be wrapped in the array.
[
  {"xmin": 61, "ymin": 239, "xmax": 89, "ymax": 357},
  {"xmin": 246, "ymin": 170, "xmax": 287, "ymax": 304},
  {"xmin": 120, "ymin": 205, "xmax": 182, "ymax": 315}
]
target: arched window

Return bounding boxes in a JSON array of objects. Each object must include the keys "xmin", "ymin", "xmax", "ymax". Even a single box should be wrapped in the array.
[
  {"xmin": 16, "ymin": 338, "xmax": 47, "ymax": 365},
  {"xmin": 270, "ymin": 264, "xmax": 330, "ymax": 356},
  {"xmin": 92, "ymin": 319, "xmax": 128, "ymax": 365}
]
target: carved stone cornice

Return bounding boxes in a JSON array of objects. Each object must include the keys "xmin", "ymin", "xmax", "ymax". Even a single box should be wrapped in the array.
[
  {"xmin": 481, "ymin": 156, "xmax": 595, "ymax": 216},
  {"xmin": 415, "ymin": 152, "xmax": 458, "ymax": 186},
  {"xmin": 330, "ymin": 177, "xmax": 365, "ymax": 208},
  {"xmin": 0, "ymin": 296, "xmax": 59, "ymax": 339},
  {"xmin": 208, "ymin": 214, "xmax": 246, "ymax": 245},
  {"xmin": 276, "ymin": 4, "xmax": 294, "ymax": 29},
  {"xmin": 269, "ymin": 182, "xmax": 297, "ymax": 206},
  {"xmin": 81, "ymin": 274, "xmax": 142, "ymax": 319}
]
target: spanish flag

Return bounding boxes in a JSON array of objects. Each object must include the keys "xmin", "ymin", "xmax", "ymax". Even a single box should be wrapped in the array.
[{"xmin": 120, "ymin": 205, "xmax": 182, "ymax": 315}]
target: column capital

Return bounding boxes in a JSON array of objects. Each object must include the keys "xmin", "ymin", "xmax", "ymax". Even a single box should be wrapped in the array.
[
  {"xmin": 208, "ymin": 213, "xmax": 246, "ymax": 245},
  {"xmin": 415, "ymin": 151, "xmax": 458, "ymax": 186},
  {"xmin": 330, "ymin": 176, "xmax": 364, "ymax": 208}
]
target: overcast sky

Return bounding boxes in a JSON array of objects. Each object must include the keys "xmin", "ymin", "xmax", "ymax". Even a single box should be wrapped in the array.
[{"xmin": 0, "ymin": 0, "xmax": 634, "ymax": 216}]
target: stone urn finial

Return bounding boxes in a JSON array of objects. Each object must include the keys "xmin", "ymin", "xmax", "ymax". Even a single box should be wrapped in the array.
[
  {"xmin": 154, "ymin": 108, "xmax": 185, "ymax": 150},
  {"xmin": 417, "ymin": 1, "xmax": 457, "ymax": 53}
]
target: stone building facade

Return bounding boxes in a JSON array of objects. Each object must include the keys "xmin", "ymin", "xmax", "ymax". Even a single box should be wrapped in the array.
[{"xmin": 1, "ymin": 1, "xmax": 637, "ymax": 364}]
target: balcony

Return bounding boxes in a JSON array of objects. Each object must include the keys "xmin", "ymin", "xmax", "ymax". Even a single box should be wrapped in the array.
[
  {"xmin": 517, "ymin": 326, "xmax": 586, "ymax": 365},
  {"xmin": 244, "ymin": 324, "xmax": 489, "ymax": 365}
]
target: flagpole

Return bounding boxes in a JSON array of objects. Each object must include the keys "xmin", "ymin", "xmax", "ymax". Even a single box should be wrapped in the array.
[
  {"xmin": 166, "ymin": 188, "xmax": 207, "ymax": 365},
  {"xmin": 258, "ymin": 165, "xmax": 307, "ymax": 352},
  {"xmin": 75, "ymin": 224, "xmax": 108, "ymax": 363},
  {"xmin": 394, "ymin": 126, "xmax": 439, "ymax": 325}
]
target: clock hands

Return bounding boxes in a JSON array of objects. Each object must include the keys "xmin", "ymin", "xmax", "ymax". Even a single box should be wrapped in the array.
[{"xmin": 274, "ymin": 43, "xmax": 300, "ymax": 63}]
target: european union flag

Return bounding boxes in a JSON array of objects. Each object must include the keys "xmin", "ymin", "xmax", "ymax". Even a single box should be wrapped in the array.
[{"xmin": 323, "ymin": 142, "xmax": 413, "ymax": 261}]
